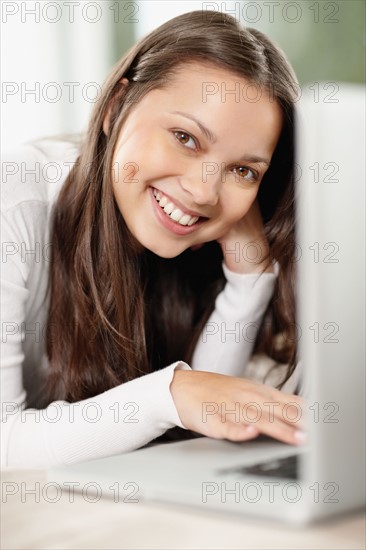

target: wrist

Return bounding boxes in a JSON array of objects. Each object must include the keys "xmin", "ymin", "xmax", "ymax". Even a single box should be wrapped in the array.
[
  {"xmin": 170, "ymin": 368, "xmax": 191, "ymax": 397},
  {"xmin": 222, "ymin": 240, "xmax": 273, "ymax": 274}
]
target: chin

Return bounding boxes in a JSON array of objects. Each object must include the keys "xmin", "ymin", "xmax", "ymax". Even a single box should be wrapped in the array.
[{"xmin": 147, "ymin": 243, "xmax": 187, "ymax": 259}]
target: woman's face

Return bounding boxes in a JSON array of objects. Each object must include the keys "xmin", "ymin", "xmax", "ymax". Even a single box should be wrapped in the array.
[{"xmin": 107, "ymin": 62, "xmax": 283, "ymax": 258}]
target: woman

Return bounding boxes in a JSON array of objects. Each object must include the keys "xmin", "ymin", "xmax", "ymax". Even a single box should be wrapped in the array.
[{"xmin": 1, "ymin": 10, "xmax": 304, "ymax": 469}]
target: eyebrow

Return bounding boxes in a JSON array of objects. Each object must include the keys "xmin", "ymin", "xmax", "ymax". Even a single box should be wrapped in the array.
[
  {"xmin": 238, "ymin": 155, "xmax": 271, "ymax": 167},
  {"xmin": 170, "ymin": 110, "xmax": 271, "ymax": 167},
  {"xmin": 171, "ymin": 110, "xmax": 218, "ymax": 144}
]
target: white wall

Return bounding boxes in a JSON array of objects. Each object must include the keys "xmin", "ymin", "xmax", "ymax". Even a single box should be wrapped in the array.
[
  {"xmin": 136, "ymin": 0, "xmax": 238, "ymax": 38},
  {"xmin": 1, "ymin": 0, "xmax": 114, "ymax": 151},
  {"xmin": 2, "ymin": 0, "xmax": 240, "ymax": 151}
]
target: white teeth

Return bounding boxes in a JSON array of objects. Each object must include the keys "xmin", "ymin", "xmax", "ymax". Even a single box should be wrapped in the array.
[
  {"xmin": 178, "ymin": 214, "xmax": 191, "ymax": 226},
  {"xmin": 152, "ymin": 188, "xmax": 202, "ymax": 227},
  {"xmin": 170, "ymin": 208, "xmax": 184, "ymax": 221},
  {"xmin": 163, "ymin": 202, "xmax": 175, "ymax": 215}
]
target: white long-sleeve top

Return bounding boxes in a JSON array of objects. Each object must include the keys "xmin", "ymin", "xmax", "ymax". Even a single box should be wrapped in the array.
[{"xmin": 0, "ymin": 138, "xmax": 300, "ymax": 470}]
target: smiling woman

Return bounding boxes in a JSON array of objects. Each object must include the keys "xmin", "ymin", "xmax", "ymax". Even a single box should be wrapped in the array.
[
  {"xmin": 106, "ymin": 65, "xmax": 282, "ymax": 259},
  {"xmin": 1, "ymin": 10, "xmax": 303, "ymax": 469}
]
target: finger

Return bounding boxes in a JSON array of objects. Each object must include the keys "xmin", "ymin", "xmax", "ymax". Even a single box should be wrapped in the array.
[
  {"xmin": 254, "ymin": 417, "xmax": 307, "ymax": 446},
  {"xmin": 267, "ymin": 387, "xmax": 306, "ymax": 407},
  {"xmin": 279, "ymin": 401, "xmax": 306, "ymax": 431},
  {"xmin": 263, "ymin": 392, "xmax": 306, "ymax": 428},
  {"xmin": 223, "ymin": 423, "xmax": 260, "ymax": 443},
  {"xmin": 241, "ymin": 396, "xmax": 303, "ymax": 424},
  {"xmin": 242, "ymin": 400, "xmax": 305, "ymax": 433}
]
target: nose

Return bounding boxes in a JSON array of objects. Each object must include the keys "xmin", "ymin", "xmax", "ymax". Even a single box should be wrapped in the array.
[{"xmin": 179, "ymin": 163, "xmax": 221, "ymax": 207}]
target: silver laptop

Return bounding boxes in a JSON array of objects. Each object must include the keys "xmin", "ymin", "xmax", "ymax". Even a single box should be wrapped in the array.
[{"xmin": 48, "ymin": 84, "xmax": 365, "ymax": 525}]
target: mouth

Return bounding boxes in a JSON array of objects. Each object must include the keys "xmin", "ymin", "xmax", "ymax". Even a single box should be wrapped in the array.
[
  {"xmin": 152, "ymin": 187, "xmax": 207, "ymax": 225},
  {"xmin": 149, "ymin": 187, "xmax": 209, "ymax": 236}
]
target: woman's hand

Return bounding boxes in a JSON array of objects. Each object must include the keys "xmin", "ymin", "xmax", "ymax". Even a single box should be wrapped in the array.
[
  {"xmin": 170, "ymin": 369, "xmax": 306, "ymax": 445},
  {"xmin": 216, "ymin": 200, "xmax": 273, "ymax": 274}
]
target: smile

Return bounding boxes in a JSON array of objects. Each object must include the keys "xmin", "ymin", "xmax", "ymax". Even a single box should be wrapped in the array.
[{"xmin": 152, "ymin": 188, "xmax": 200, "ymax": 226}]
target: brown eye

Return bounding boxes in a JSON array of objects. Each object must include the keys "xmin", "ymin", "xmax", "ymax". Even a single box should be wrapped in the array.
[
  {"xmin": 237, "ymin": 167, "xmax": 250, "ymax": 177},
  {"xmin": 177, "ymin": 132, "xmax": 189, "ymax": 143},
  {"xmin": 232, "ymin": 166, "xmax": 258, "ymax": 182},
  {"xmin": 173, "ymin": 130, "xmax": 197, "ymax": 150}
]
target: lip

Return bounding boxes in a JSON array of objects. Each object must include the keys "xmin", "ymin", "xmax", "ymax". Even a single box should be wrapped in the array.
[{"xmin": 149, "ymin": 187, "xmax": 208, "ymax": 236}]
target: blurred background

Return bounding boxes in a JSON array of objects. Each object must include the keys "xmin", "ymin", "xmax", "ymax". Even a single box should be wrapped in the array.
[{"xmin": 1, "ymin": 0, "xmax": 365, "ymax": 150}]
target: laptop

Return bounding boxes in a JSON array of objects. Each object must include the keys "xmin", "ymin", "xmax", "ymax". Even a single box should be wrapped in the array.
[{"xmin": 48, "ymin": 83, "xmax": 365, "ymax": 525}]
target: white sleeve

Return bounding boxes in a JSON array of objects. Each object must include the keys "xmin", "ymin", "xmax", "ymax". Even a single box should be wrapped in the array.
[
  {"xmin": 0, "ymin": 236, "xmax": 191, "ymax": 470},
  {"xmin": 0, "ymin": 226, "xmax": 191, "ymax": 470},
  {"xmin": 191, "ymin": 261, "xmax": 278, "ymax": 377},
  {"xmin": 0, "ymin": 189, "xmax": 191, "ymax": 471},
  {"xmin": 1, "ymin": 361, "xmax": 191, "ymax": 470}
]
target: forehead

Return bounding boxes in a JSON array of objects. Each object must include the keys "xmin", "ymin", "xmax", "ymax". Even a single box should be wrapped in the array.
[
  {"xmin": 161, "ymin": 61, "xmax": 271, "ymax": 102},
  {"xmin": 154, "ymin": 62, "xmax": 283, "ymax": 148},
  {"xmin": 122, "ymin": 61, "xmax": 283, "ymax": 157}
]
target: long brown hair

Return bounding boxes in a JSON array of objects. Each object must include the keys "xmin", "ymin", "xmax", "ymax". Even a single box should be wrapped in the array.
[{"xmin": 44, "ymin": 10, "xmax": 299, "ymax": 404}]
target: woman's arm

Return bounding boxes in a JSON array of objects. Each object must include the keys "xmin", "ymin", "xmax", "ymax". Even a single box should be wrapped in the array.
[
  {"xmin": 0, "ymin": 145, "xmax": 192, "ymax": 470},
  {"xmin": 0, "ymin": 222, "xmax": 191, "ymax": 469},
  {"xmin": 1, "ymin": 358, "xmax": 190, "ymax": 470},
  {"xmin": 0, "ymin": 227, "xmax": 191, "ymax": 469},
  {"xmin": 191, "ymin": 261, "xmax": 278, "ymax": 377},
  {"xmin": 191, "ymin": 199, "xmax": 278, "ymax": 377}
]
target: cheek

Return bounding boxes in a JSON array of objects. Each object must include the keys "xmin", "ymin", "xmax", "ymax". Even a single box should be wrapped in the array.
[
  {"xmin": 221, "ymin": 187, "xmax": 258, "ymax": 223},
  {"xmin": 114, "ymin": 131, "xmax": 176, "ymax": 184},
  {"xmin": 119, "ymin": 162, "xmax": 139, "ymax": 184}
]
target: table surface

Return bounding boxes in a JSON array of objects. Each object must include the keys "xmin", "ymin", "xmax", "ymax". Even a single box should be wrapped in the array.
[{"xmin": 1, "ymin": 469, "xmax": 365, "ymax": 550}]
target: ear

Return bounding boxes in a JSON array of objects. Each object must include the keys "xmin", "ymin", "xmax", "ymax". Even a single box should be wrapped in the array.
[{"xmin": 102, "ymin": 77, "xmax": 129, "ymax": 136}]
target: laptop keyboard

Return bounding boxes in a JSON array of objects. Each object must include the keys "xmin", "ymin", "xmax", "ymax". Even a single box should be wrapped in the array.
[
  {"xmin": 243, "ymin": 454, "xmax": 299, "ymax": 480},
  {"xmin": 217, "ymin": 454, "xmax": 299, "ymax": 480}
]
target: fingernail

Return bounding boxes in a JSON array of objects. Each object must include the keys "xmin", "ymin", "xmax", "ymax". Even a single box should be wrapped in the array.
[
  {"xmin": 244, "ymin": 425, "xmax": 256, "ymax": 433},
  {"xmin": 294, "ymin": 430, "xmax": 307, "ymax": 443}
]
